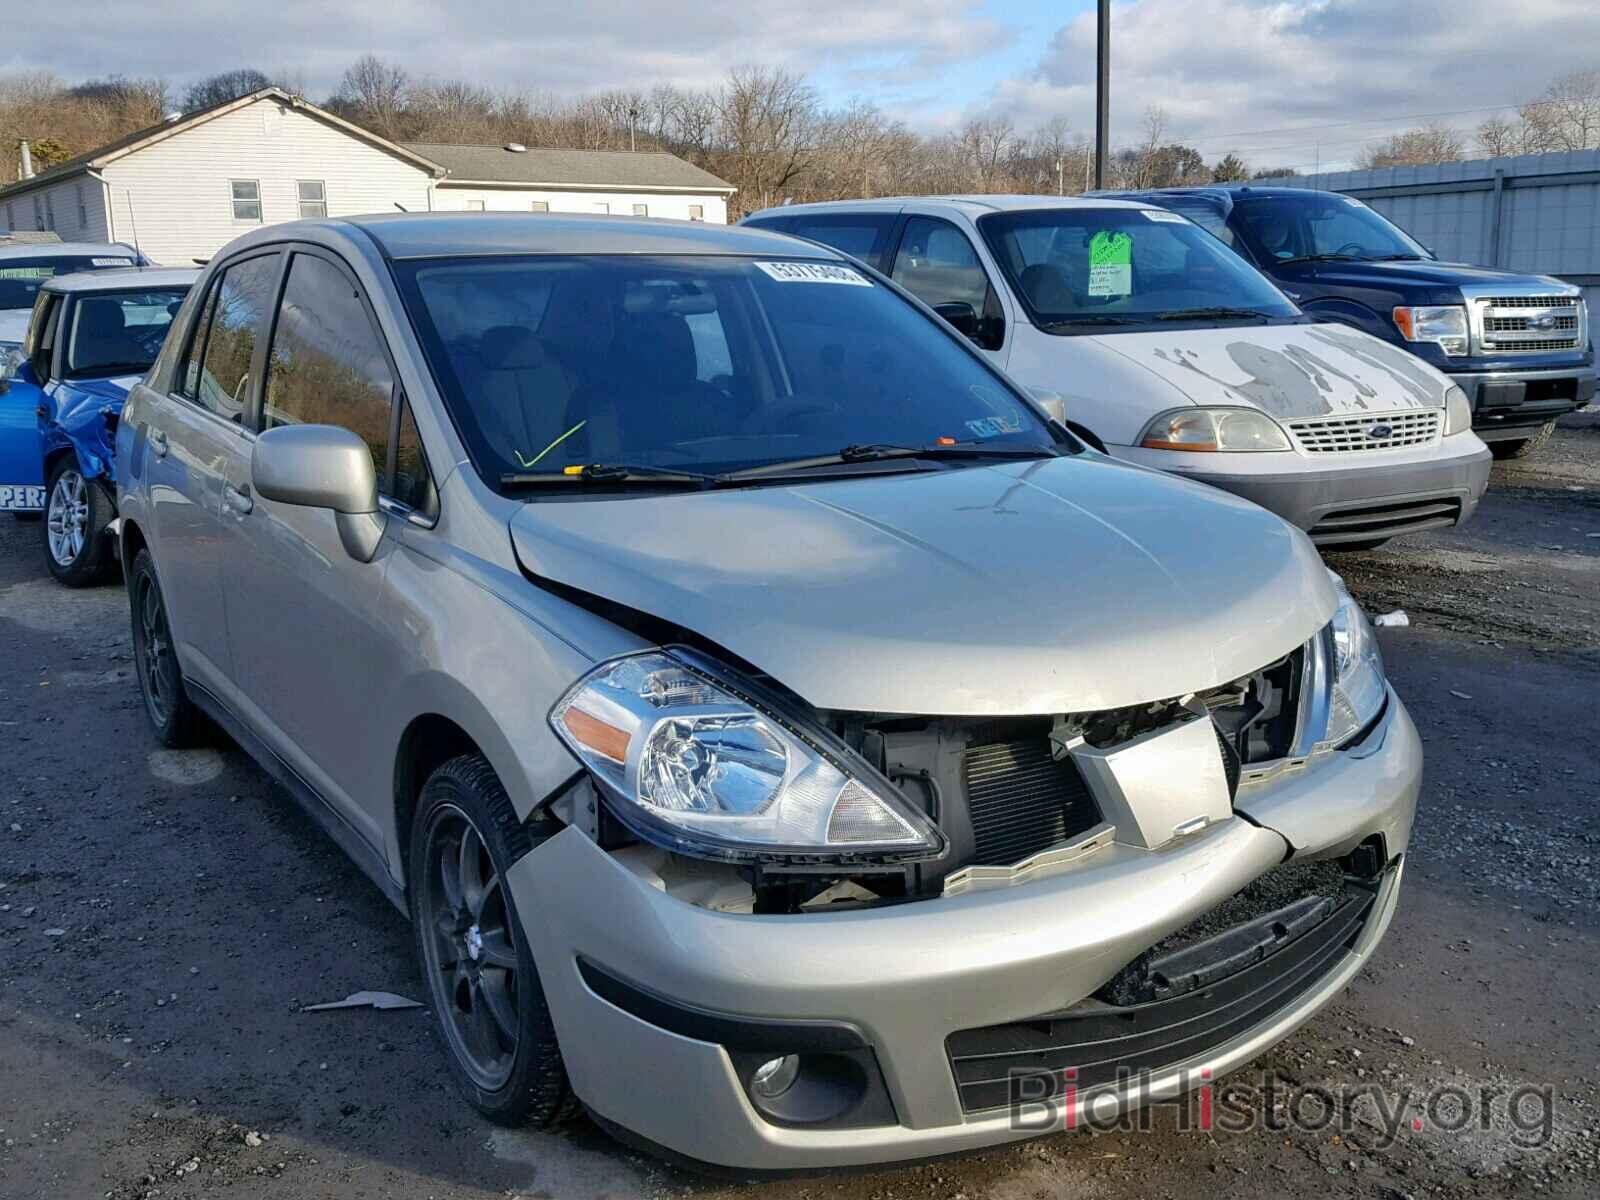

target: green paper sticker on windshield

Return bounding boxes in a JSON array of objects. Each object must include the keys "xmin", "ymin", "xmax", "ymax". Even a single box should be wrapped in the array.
[{"xmin": 1087, "ymin": 231, "xmax": 1132, "ymax": 297}]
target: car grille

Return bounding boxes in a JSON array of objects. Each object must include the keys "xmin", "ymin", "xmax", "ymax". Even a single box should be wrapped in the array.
[
  {"xmin": 1287, "ymin": 409, "xmax": 1440, "ymax": 454},
  {"xmin": 1307, "ymin": 496, "xmax": 1462, "ymax": 544},
  {"xmin": 944, "ymin": 876, "xmax": 1379, "ymax": 1113},
  {"xmin": 1471, "ymin": 294, "xmax": 1584, "ymax": 354},
  {"xmin": 963, "ymin": 737, "xmax": 1099, "ymax": 868}
]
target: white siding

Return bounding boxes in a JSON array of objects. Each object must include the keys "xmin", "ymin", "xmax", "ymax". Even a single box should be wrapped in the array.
[
  {"xmin": 0, "ymin": 175, "xmax": 110, "ymax": 242},
  {"xmin": 432, "ymin": 185, "xmax": 728, "ymax": 224},
  {"xmin": 100, "ymin": 97, "xmax": 434, "ymax": 264}
]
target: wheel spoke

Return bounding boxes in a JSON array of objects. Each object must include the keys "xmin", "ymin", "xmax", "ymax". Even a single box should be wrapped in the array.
[
  {"xmin": 478, "ymin": 970, "xmax": 520, "ymax": 1042},
  {"xmin": 431, "ymin": 912, "xmax": 461, "ymax": 966},
  {"xmin": 438, "ymin": 833, "xmax": 466, "ymax": 912},
  {"xmin": 459, "ymin": 828, "xmax": 488, "ymax": 918},
  {"xmin": 463, "ymin": 980, "xmax": 504, "ymax": 1062},
  {"xmin": 475, "ymin": 924, "xmax": 517, "ymax": 970}
]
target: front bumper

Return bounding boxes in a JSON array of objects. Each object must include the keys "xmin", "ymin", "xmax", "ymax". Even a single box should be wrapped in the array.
[
  {"xmin": 1117, "ymin": 437, "xmax": 1492, "ymax": 546},
  {"xmin": 1449, "ymin": 364, "xmax": 1596, "ymax": 441},
  {"xmin": 506, "ymin": 694, "xmax": 1421, "ymax": 1170}
]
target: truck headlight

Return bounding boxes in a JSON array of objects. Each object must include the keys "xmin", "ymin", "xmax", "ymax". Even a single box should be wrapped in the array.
[
  {"xmin": 1139, "ymin": 407, "xmax": 1291, "ymax": 452},
  {"xmin": 1393, "ymin": 305, "xmax": 1468, "ymax": 356},
  {"xmin": 1442, "ymin": 385, "xmax": 1472, "ymax": 436},
  {"xmin": 551, "ymin": 650, "xmax": 945, "ymax": 863},
  {"xmin": 1324, "ymin": 578, "xmax": 1388, "ymax": 747}
]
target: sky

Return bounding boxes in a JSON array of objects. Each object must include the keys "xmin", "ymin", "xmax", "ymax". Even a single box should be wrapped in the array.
[{"xmin": 5, "ymin": 0, "xmax": 1598, "ymax": 171}]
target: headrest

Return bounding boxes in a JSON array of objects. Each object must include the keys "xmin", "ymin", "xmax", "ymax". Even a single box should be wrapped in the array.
[
  {"xmin": 1019, "ymin": 263, "xmax": 1075, "ymax": 311},
  {"xmin": 619, "ymin": 312, "xmax": 696, "ymax": 387},
  {"xmin": 480, "ymin": 325, "xmax": 547, "ymax": 369},
  {"xmin": 78, "ymin": 298, "xmax": 128, "ymax": 337}
]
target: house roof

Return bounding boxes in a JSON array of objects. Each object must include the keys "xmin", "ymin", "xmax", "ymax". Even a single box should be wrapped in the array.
[
  {"xmin": 404, "ymin": 143, "xmax": 735, "ymax": 194},
  {"xmin": 0, "ymin": 88, "xmax": 445, "ymax": 203}
]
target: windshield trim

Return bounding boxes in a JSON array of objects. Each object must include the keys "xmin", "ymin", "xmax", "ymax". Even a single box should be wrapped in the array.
[{"xmin": 389, "ymin": 251, "xmax": 1083, "ymax": 500}]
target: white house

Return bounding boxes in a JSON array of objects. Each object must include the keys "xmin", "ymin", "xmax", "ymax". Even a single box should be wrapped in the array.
[{"xmin": 0, "ymin": 89, "xmax": 735, "ymax": 265}]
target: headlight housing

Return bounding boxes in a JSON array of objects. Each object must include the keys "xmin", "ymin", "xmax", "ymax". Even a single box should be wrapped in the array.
[
  {"xmin": 550, "ymin": 649, "xmax": 945, "ymax": 863},
  {"xmin": 1442, "ymin": 385, "xmax": 1473, "ymax": 436},
  {"xmin": 1139, "ymin": 407, "xmax": 1291, "ymax": 452},
  {"xmin": 1324, "ymin": 576, "xmax": 1387, "ymax": 747},
  {"xmin": 1393, "ymin": 305, "xmax": 1468, "ymax": 356}
]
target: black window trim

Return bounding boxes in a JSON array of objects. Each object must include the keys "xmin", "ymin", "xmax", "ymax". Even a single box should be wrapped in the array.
[{"xmin": 261, "ymin": 242, "xmax": 436, "ymax": 521}]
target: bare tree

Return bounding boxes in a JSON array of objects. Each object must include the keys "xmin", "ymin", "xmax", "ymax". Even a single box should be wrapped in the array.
[
  {"xmin": 181, "ymin": 69, "xmax": 274, "ymax": 111},
  {"xmin": 332, "ymin": 55, "xmax": 409, "ymax": 139},
  {"xmin": 715, "ymin": 66, "xmax": 820, "ymax": 212},
  {"xmin": 1356, "ymin": 122, "xmax": 1465, "ymax": 169}
]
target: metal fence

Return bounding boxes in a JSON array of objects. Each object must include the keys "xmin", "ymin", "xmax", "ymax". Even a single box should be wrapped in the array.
[{"xmin": 1283, "ymin": 150, "xmax": 1600, "ymax": 340}]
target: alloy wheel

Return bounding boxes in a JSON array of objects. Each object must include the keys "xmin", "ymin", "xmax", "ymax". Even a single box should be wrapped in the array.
[
  {"xmin": 135, "ymin": 572, "xmax": 178, "ymax": 726},
  {"xmin": 420, "ymin": 805, "xmax": 521, "ymax": 1090},
  {"xmin": 46, "ymin": 468, "xmax": 89, "ymax": 567}
]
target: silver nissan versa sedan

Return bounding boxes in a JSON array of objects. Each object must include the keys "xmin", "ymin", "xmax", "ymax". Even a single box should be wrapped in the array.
[{"xmin": 114, "ymin": 213, "xmax": 1420, "ymax": 1171}]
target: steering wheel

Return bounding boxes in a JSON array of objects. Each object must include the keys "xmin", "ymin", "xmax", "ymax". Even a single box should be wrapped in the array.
[
  {"xmin": 1333, "ymin": 242, "xmax": 1367, "ymax": 258},
  {"xmin": 758, "ymin": 399, "xmax": 838, "ymax": 433}
]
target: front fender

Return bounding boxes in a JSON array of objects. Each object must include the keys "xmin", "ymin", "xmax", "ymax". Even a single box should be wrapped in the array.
[
  {"xmin": 1299, "ymin": 298, "xmax": 1393, "ymax": 344},
  {"xmin": 44, "ymin": 387, "xmax": 124, "ymax": 482}
]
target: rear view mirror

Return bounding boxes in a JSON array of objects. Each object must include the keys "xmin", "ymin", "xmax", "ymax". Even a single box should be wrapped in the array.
[{"xmin": 251, "ymin": 424, "xmax": 386, "ymax": 561}]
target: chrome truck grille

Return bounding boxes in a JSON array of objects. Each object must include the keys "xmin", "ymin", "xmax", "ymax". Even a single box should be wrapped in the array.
[
  {"xmin": 1465, "ymin": 288, "xmax": 1586, "ymax": 354},
  {"xmin": 1287, "ymin": 409, "xmax": 1440, "ymax": 454}
]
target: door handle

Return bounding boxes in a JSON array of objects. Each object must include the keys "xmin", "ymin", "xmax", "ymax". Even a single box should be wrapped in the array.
[
  {"xmin": 149, "ymin": 428, "xmax": 169, "ymax": 457},
  {"xmin": 224, "ymin": 483, "xmax": 253, "ymax": 515}
]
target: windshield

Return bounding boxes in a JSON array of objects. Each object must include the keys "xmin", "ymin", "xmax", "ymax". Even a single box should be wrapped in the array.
[
  {"xmin": 64, "ymin": 287, "xmax": 189, "ymax": 378},
  {"xmin": 1233, "ymin": 194, "xmax": 1430, "ymax": 263},
  {"xmin": 976, "ymin": 208, "xmax": 1299, "ymax": 328},
  {"xmin": 0, "ymin": 254, "xmax": 138, "ymax": 310},
  {"xmin": 395, "ymin": 254, "xmax": 1058, "ymax": 489}
]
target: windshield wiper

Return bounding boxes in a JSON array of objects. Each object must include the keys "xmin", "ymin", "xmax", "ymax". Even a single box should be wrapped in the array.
[
  {"xmin": 500, "ymin": 463, "xmax": 716, "ymax": 489},
  {"xmin": 723, "ymin": 441, "xmax": 1058, "ymax": 480},
  {"xmin": 1038, "ymin": 315, "xmax": 1142, "ymax": 329},
  {"xmin": 1153, "ymin": 307, "xmax": 1273, "ymax": 322},
  {"xmin": 1277, "ymin": 253, "xmax": 1363, "ymax": 264},
  {"xmin": 1363, "ymin": 253, "xmax": 1426, "ymax": 261}
]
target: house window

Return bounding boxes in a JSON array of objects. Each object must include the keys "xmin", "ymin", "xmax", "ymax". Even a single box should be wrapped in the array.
[
  {"xmin": 530, "ymin": 200, "xmax": 549, "ymax": 213},
  {"xmin": 76, "ymin": 183, "xmax": 87, "ymax": 226},
  {"xmin": 592, "ymin": 202, "xmax": 610, "ymax": 215},
  {"xmin": 687, "ymin": 204, "xmax": 704, "ymax": 222},
  {"xmin": 231, "ymin": 180, "xmax": 262, "ymax": 222},
  {"xmin": 466, "ymin": 199, "xmax": 485, "ymax": 212},
  {"xmin": 296, "ymin": 180, "xmax": 326, "ymax": 219},
  {"xmin": 632, "ymin": 203, "xmax": 648, "ymax": 216}
]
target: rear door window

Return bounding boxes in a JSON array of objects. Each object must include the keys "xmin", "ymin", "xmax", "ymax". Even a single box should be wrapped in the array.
[
  {"xmin": 184, "ymin": 253, "xmax": 281, "ymax": 421},
  {"xmin": 786, "ymin": 214, "xmax": 898, "ymax": 272}
]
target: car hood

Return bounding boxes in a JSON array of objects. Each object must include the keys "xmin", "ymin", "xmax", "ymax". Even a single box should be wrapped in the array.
[
  {"xmin": 508, "ymin": 455, "xmax": 1336, "ymax": 716},
  {"xmin": 0, "ymin": 308, "xmax": 29, "ymax": 348},
  {"xmin": 1090, "ymin": 321, "xmax": 1452, "ymax": 419},
  {"xmin": 1307, "ymin": 258, "xmax": 1571, "ymax": 292}
]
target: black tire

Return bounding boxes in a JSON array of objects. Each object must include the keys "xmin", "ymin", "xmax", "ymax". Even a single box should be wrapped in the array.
[
  {"xmin": 1324, "ymin": 538, "xmax": 1390, "ymax": 553},
  {"xmin": 43, "ymin": 456, "xmax": 117, "ymax": 586},
  {"xmin": 410, "ymin": 754, "xmax": 579, "ymax": 1128},
  {"xmin": 129, "ymin": 548, "xmax": 204, "ymax": 748},
  {"xmin": 1489, "ymin": 420, "xmax": 1556, "ymax": 460}
]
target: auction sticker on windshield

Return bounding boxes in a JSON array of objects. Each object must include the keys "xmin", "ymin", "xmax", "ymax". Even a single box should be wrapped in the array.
[{"xmin": 754, "ymin": 261, "xmax": 872, "ymax": 286}]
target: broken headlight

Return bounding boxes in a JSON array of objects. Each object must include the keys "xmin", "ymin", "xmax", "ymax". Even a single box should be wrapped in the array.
[
  {"xmin": 550, "ymin": 650, "xmax": 944, "ymax": 863},
  {"xmin": 1325, "ymin": 577, "xmax": 1387, "ymax": 746}
]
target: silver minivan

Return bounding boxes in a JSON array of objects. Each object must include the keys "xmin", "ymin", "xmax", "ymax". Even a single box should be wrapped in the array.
[{"xmin": 116, "ymin": 213, "xmax": 1420, "ymax": 1170}]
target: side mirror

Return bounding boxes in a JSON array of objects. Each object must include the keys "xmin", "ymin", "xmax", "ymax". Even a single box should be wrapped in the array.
[
  {"xmin": 251, "ymin": 424, "xmax": 386, "ymax": 561},
  {"xmin": 1026, "ymin": 387, "xmax": 1068, "ymax": 426},
  {"xmin": 933, "ymin": 301, "xmax": 980, "ymax": 338}
]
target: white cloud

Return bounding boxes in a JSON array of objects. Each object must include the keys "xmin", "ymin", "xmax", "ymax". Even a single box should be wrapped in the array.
[
  {"xmin": 986, "ymin": 0, "xmax": 1600, "ymax": 170},
  {"xmin": 0, "ymin": 0, "xmax": 1012, "ymax": 99}
]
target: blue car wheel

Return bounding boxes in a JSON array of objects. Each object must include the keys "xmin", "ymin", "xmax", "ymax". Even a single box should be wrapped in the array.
[{"xmin": 43, "ymin": 456, "xmax": 117, "ymax": 587}]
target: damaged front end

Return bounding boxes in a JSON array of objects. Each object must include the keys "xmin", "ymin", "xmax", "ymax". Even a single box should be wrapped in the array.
[{"xmin": 40, "ymin": 378, "xmax": 131, "ymax": 483}]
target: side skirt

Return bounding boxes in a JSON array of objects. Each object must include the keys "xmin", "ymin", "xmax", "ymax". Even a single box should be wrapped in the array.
[{"xmin": 186, "ymin": 680, "xmax": 409, "ymax": 916}]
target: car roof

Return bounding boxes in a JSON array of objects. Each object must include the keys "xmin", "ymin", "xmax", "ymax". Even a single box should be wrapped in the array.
[
  {"xmin": 0, "ymin": 241, "xmax": 141, "ymax": 261},
  {"xmin": 1104, "ymin": 184, "xmax": 1329, "ymax": 199},
  {"xmin": 744, "ymin": 194, "xmax": 1157, "ymax": 222},
  {"xmin": 42, "ymin": 266, "xmax": 200, "ymax": 293},
  {"xmin": 336, "ymin": 212, "xmax": 840, "ymax": 261}
]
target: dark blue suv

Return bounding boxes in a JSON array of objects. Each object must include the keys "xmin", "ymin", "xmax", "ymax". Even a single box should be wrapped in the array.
[{"xmin": 1105, "ymin": 186, "xmax": 1594, "ymax": 458}]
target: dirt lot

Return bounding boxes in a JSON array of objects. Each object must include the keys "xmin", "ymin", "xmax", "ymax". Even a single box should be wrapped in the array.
[{"xmin": 1, "ymin": 414, "xmax": 1597, "ymax": 1200}]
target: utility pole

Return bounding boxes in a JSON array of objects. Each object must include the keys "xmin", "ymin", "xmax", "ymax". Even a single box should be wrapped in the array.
[
  {"xmin": 627, "ymin": 103, "xmax": 640, "ymax": 152},
  {"xmin": 1094, "ymin": 0, "xmax": 1110, "ymax": 190}
]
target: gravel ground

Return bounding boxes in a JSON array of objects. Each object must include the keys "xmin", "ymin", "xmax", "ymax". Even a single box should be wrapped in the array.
[{"xmin": 1, "ymin": 413, "xmax": 1597, "ymax": 1200}]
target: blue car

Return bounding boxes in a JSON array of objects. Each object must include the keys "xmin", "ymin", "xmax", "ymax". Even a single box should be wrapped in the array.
[{"xmin": 1, "ymin": 266, "xmax": 197, "ymax": 584}]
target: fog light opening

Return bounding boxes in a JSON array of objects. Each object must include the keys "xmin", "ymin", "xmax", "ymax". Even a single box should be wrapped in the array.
[{"xmin": 751, "ymin": 1054, "xmax": 800, "ymax": 1099}]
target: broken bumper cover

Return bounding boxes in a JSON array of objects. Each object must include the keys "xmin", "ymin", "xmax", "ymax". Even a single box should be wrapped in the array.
[
  {"xmin": 506, "ymin": 693, "xmax": 1420, "ymax": 1170},
  {"xmin": 1119, "ymin": 437, "xmax": 1491, "ymax": 546}
]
